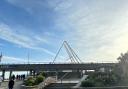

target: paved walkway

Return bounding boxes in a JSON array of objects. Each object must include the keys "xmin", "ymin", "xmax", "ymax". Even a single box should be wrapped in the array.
[
  {"xmin": 0, "ymin": 80, "xmax": 23, "ymax": 89},
  {"xmin": 74, "ymin": 75, "xmax": 87, "ymax": 88}
]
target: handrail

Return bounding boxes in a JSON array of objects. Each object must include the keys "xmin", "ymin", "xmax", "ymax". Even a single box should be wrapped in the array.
[
  {"xmin": 0, "ymin": 61, "xmax": 117, "ymax": 65},
  {"xmin": 59, "ymin": 72, "xmax": 69, "ymax": 83}
]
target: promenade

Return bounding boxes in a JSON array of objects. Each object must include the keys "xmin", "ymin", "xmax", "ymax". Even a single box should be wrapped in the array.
[{"xmin": 0, "ymin": 80, "xmax": 23, "ymax": 89}]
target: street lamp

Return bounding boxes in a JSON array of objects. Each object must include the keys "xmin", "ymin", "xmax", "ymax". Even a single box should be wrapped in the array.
[{"xmin": 0, "ymin": 52, "xmax": 2, "ymax": 63}]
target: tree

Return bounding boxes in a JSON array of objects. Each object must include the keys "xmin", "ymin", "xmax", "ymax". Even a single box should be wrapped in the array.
[
  {"xmin": 81, "ymin": 72, "xmax": 118, "ymax": 87},
  {"xmin": 117, "ymin": 52, "xmax": 128, "ymax": 82}
]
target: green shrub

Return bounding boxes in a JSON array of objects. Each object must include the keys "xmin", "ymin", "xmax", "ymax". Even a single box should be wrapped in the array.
[
  {"xmin": 24, "ymin": 77, "xmax": 36, "ymax": 86},
  {"xmin": 39, "ymin": 72, "xmax": 47, "ymax": 77},
  {"xmin": 24, "ymin": 75, "xmax": 45, "ymax": 86},
  {"xmin": 35, "ymin": 75, "xmax": 45, "ymax": 85},
  {"xmin": 95, "ymin": 82, "xmax": 104, "ymax": 87},
  {"xmin": 81, "ymin": 80, "xmax": 95, "ymax": 87},
  {"xmin": 81, "ymin": 72, "xmax": 119, "ymax": 87}
]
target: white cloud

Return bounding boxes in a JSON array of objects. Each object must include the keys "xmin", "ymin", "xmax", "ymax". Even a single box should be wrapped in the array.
[
  {"xmin": 5, "ymin": 0, "xmax": 128, "ymax": 62},
  {"xmin": 51, "ymin": 0, "xmax": 128, "ymax": 62},
  {"xmin": 0, "ymin": 24, "xmax": 36, "ymax": 47},
  {"xmin": 1, "ymin": 56, "xmax": 48, "ymax": 63},
  {"xmin": 1, "ymin": 56, "xmax": 27, "ymax": 63},
  {"xmin": 6, "ymin": 0, "xmax": 53, "ymax": 14},
  {"xmin": 0, "ymin": 23, "xmax": 56, "ymax": 56},
  {"xmin": 34, "ymin": 36, "xmax": 49, "ymax": 44}
]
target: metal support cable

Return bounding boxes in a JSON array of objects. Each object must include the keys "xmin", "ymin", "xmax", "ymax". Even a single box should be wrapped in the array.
[
  {"xmin": 52, "ymin": 42, "xmax": 65, "ymax": 64},
  {"xmin": 52, "ymin": 41, "xmax": 82, "ymax": 64},
  {"xmin": 66, "ymin": 41, "xmax": 82, "ymax": 63},
  {"xmin": 70, "ymin": 48, "xmax": 82, "ymax": 63},
  {"xmin": 64, "ymin": 42, "xmax": 75, "ymax": 63},
  {"xmin": 65, "ymin": 41, "xmax": 80, "ymax": 63},
  {"xmin": 64, "ymin": 41, "xmax": 77, "ymax": 63}
]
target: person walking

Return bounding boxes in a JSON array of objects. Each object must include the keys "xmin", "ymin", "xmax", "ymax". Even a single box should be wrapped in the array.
[
  {"xmin": 12, "ymin": 75, "xmax": 15, "ymax": 80},
  {"xmin": 8, "ymin": 79, "xmax": 15, "ymax": 89}
]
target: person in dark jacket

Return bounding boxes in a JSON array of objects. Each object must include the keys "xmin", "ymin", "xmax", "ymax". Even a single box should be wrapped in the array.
[
  {"xmin": 8, "ymin": 79, "xmax": 15, "ymax": 89},
  {"xmin": 11, "ymin": 75, "xmax": 15, "ymax": 80}
]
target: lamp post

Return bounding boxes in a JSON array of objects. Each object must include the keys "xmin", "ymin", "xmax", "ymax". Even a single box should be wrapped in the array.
[
  {"xmin": 0, "ymin": 52, "xmax": 2, "ymax": 63},
  {"xmin": 27, "ymin": 52, "xmax": 30, "ymax": 76}
]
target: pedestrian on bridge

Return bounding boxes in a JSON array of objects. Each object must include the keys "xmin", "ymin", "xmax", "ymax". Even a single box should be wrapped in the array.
[{"xmin": 8, "ymin": 78, "xmax": 15, "ymax": 89}]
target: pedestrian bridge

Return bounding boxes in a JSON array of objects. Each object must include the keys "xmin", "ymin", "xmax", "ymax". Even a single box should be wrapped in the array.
[
  {"xmin": 0, "ymin": 63, "xmax": 116, "ymax": 81},
  {"xmin": 0, "ymin": 63, "xmax": 116, "ymax": 71}
]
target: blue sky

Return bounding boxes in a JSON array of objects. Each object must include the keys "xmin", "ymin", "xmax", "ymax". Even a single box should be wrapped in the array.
[{"xmin": 0, "ymin": 0, "xmax": 128, "ymax": 63}]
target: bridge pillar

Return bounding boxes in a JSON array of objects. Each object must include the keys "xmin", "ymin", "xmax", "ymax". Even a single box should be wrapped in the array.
[
  {"xmin": 78, "ymin": 70, "xmax": 83, "ymax": 78},
  {"xmin": 30, "ymin": 70, "xmax": 33, "ymax": 76},
  {"xmin": 9, "ymin": 71, "xmax": 12, "ymax": 79},
  {"xmin": 56, "ymin": 71, "xmax": 58, "ymax": 80},
  {"xmin": 2, "ymin": 70, "xmax": 5, "ymax": 81},
  {"xmin": 80, "ymin": 70, "xmax": 84, "ymax": 77},
  {"xmin": 33, "ymin": 70, "xmax": 36, "ymax": 77},
  {"xmin": 84, "ymin": 70, "xmax": 87, "ymax": 75}
]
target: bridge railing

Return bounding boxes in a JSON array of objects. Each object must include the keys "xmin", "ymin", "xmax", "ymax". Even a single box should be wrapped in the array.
[{"xmin": 0, "ymin": 61, "xmax": 117, "ymax": 65}]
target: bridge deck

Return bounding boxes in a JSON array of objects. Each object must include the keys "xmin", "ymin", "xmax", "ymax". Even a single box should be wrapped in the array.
[{"xmin": 0, "ymin": 63, "xmax": 116, "ymax": 71}]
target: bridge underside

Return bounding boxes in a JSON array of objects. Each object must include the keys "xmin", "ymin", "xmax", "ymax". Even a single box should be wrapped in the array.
[{"xmin": 0, "ymin": 63, "xmax": 115, "ymax": 71}]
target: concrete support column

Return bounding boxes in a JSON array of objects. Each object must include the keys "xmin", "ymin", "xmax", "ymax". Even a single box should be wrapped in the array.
[
  {"xmin": 56, "ymin": 71, "xmax": 58, "ymax": 81},
  {"xmin": 30, "ymin": 70, "xmax": 33, "ymax": 76},
  {"xmin": 33, "ymin": 71, "xmax": 36, "ymax": 77},
  {"xmin": 77, "ymin": 69, "xmax": 82, "ymax": 78},
  {"xmin": 2, "ymin": 70, "xmax": 5, "ymax": 81},
  {"xmin": 9, "ymin": 71, "xmax": 12, "ymax": 79},
  {"xmin": 84, "ymin": 70, "xmax": 87, "ymax": 75},
  {"xmin": 80, "ymin": 70, "xmax": 83, "ymax": 77}
]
